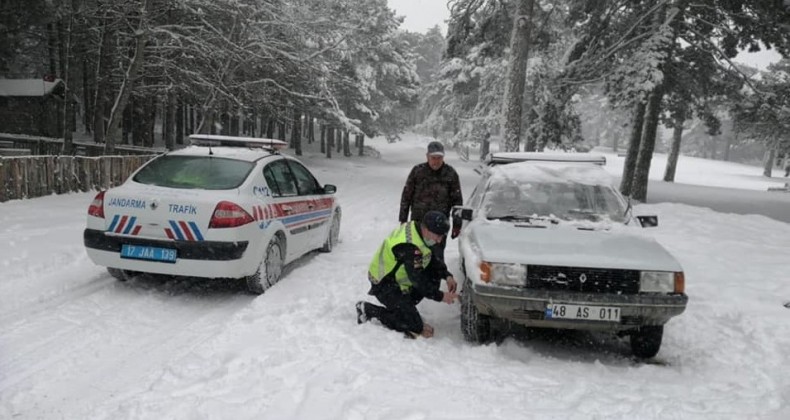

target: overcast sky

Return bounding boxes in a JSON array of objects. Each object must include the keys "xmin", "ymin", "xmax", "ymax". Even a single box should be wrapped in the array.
[
  {"xmin": 388, "ymin": 0, "xmax": 450, "ymax": 33},
  {"xmin": 387, "ymin": 0, "xmax": 781, "ymax": 71}
]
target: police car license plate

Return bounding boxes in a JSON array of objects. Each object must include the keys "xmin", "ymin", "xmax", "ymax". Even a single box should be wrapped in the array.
[
  {"xmin": 121, "ymin": 244, "xmax": 177, "ymax": 263},
  {"xmin": 545, "ymin": 303, "xmax": 620, "ymax": 322}
]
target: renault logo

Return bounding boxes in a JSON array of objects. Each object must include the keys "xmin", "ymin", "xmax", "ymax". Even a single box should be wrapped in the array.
[{"xmin": 579, "ymin": 273, "xmax": 587, "ymax": 284}]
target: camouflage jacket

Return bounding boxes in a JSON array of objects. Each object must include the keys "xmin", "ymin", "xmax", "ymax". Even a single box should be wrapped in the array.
[{"xmin": 399, "ymin": 162, "xmax": 463, "ymax": 225}]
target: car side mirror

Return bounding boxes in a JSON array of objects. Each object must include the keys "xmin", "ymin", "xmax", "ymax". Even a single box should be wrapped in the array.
[
  {"xmin": 452, "ymin": 206, "xmax": 473, "ymax": 221},
  {"xmin": 636, "ymin": 215, "xmax": 658, "ymax": 228},
  {"xmin": 323, "ymin": 184, "xmax": 337, "ymax": 194}
]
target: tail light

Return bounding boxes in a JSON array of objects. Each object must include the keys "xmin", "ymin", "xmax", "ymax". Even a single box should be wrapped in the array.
[
  {"xmin": 88, "ymin": 191, "xmax": 106, "ymax": 218},
  {"xmin": 209, "ymin": 201, "xmax": 254, "ymax": 228},
  {"xmin": 674, "ymin": 272, "xmax": 685, "ymax": 294},
  {"xmin": 479, "ymin": 261, "xmax": 491, "ymax": 283}
]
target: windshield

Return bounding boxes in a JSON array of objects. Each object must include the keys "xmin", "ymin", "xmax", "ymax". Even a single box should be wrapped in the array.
[
  {"xmin": 133, "ymin": 155, "xmax": 254, "ymax": 190},
  {"xmin": 482, "ymin": 180, "xmax": 627, "ymax": 223}
]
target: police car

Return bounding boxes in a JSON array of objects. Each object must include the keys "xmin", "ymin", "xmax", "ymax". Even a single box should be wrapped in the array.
[{"xmin": 83, "ymin": 134, "xmax": 341, "ymax": 294}]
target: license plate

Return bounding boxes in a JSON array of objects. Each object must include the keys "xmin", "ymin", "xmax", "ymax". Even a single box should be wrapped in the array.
[
  {"xmin": 545, "ymin": 303, "xmax": 620, "ymax": 322},
  {"xmin": 120, "ymin": 244, "xmax": 177, "ymax": 263}
]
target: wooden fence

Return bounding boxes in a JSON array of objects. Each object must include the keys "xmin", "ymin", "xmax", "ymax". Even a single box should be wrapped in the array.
[
  {"xmin": 0, "ymin": 133, "xmax": 166, "ymax": 157},
  {"xmin": 0, "ymin": 155, "xmax": 158, "ymax": 202}
]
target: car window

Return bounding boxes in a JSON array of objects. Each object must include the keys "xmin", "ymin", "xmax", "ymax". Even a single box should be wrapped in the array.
[
  {"xmin": 483, "ymin": 180, "xmax": 626, "ymax": 222},
  {"xmin": 467, "ymin": 177, "xmax": 488, "ymax": 208},
  {"xmin": 132, "ymin": 155, "xmax": 253, "ymax": 190},
  {"xmin": 286, "ymin": 160, "xmax": 322, "ymax": 195},
  {"xmin": 263, "ymin": 159, "xmax": 298, "ymax": 197}
]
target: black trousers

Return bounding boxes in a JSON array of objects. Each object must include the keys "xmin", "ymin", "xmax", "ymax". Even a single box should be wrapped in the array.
[{"xmin": 366, "ymin": 279, "xmax": 424, "ymax": 334}]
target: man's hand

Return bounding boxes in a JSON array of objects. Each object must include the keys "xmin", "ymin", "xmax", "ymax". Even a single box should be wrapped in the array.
[
  {"xmin": 450, "ymin": 226, "xmax": 461, "ymax": 239},
  {"xmin": 421, "ymin": 323, "xmax": 435, "ymax": 338},
  {"xmin": 442, "ymin": 290, "xmax": 459, "ymax": 304},
  {"xmin": 445, "ymin": 275, "xmax": 458, "ymax": 294}
]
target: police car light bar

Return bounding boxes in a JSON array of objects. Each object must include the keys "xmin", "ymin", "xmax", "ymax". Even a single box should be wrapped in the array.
[
  {"xmin": 188, "ymin": 134, "xmax": 288, "ymax": 150},
  {"xmin": 486, "ymin": 152, "xmax": 606, "ymax": 166}
]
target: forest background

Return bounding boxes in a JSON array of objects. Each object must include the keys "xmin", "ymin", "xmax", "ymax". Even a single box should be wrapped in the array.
[{"xmin": 2, "ymin": 0, "xmax": 790, "ymax": 201}]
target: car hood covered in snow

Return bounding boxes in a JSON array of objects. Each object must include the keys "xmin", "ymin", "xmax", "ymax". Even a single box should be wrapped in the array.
[{"xmin": 468, "ymin": 221, "xmax": 682, "ymax": 272}]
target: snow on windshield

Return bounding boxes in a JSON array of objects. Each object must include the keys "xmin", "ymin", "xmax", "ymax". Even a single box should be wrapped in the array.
[{"xmin": 483, "ymin": 163, "xmax": 626, "ymax": 222}]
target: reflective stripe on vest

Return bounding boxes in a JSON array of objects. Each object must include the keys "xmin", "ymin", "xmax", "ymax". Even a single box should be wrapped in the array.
[{"xmin": 368, "ymin": 221, "xmax": 432, "ymax": 292}]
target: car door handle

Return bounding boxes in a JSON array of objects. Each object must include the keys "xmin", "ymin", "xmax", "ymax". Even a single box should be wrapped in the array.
[{"xmin": 282, "ymin": 205, "xmax": 293, "ymax": 214}]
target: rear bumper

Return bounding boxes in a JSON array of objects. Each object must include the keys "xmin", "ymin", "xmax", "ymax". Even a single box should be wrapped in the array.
[
  {"xmin": 471, "ymin": 283, "xmax": 688, "ymax": 331},
  {"xmin": 83, "ymin": 228, "xmax": 253, "ymax": 278}
]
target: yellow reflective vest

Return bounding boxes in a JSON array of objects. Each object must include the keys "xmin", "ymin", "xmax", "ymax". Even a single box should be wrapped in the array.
[{"xmin": 368, "ymin": 221, "xmax": 432, "ymax": 292}]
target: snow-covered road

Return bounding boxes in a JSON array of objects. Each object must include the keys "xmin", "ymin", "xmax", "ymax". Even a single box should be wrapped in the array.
[{"xmin": 1, "ymin": 136, "xmax": 789, "ymax": 419}]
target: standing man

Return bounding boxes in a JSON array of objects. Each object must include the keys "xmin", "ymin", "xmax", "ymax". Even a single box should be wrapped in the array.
[
  {"xmin": 399, "ymin": 140, "xmax": 463, "ymax": 260},
  {"xmin": 356, "ymin": 211, "xmax": 459, "ymax": 338}
]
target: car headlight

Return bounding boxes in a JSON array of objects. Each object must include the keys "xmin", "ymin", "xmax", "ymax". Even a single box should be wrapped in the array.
[
  {"xmin": 480, "ymin": 262, "xmax": 526, "ymax": 286},
  {"xmin": 640, "ymin": 271, "xmax": 682, "ymax": 293}
]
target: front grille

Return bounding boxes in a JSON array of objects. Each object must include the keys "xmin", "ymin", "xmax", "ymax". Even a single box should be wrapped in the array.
[{"xmin": 526, "ymin": 265, "xmax": 639, "ymax": 294}]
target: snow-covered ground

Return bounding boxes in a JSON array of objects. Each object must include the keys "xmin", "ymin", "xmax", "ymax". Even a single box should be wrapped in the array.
[{"xmin": 1, "ymin": 134, "xmax": 789, "ymax": 419}]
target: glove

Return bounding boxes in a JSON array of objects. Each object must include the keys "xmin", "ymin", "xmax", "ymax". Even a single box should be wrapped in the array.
[{"xmin": 451, "ymin": 226, "xmax": 461, "ymax": 239}]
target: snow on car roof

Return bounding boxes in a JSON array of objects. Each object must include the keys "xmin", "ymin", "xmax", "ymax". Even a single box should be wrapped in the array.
[
  {"xmin": 486, "ymin": 152, "xmax": 606, "ymax": 166},
  {"xmin": 488, "ymin": 160, "xmax": 615, "ymax": 186}
]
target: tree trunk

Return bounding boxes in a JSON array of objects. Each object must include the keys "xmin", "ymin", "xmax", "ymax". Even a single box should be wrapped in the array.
[
  {"xmin": 620, "ymin": 101, "xmax": 646, "ymax": 195},
  {"xmin": 93, "ymin": 11, "xmax": 113, "ymax": 144},
  {"xmin": 147, "ymin": 96, "xmax": 156, "ymax": 147},
  {"xmin": 122, "ymin": 99, "xmax": 132, "ymax": 144},
  {"xmin": 230, "ymin": 112, "xmax": 239, "ymax": 136},
  {"xmin": 308, "ymin": 114, "xmax": 315, "ymax": 143},
  {"xmin": 292, "ymin": 110, "xmax": 302, "ymax": 156},
  {"xmin": 82, "ymin": 57, "xmax": 93, "ymax": 134},
  {"xmin": 164, "ymin": 93, "xmax": 176, "ymax": 150},
  {"xmin": 337, "ymin": 129, "xmax": 343, "ymax": 153},
  {"xmin": 480, "ymin": 132, "xmax": 491, "ymax": 160},
  {"xmin": 357, "ymin": 133, "xmax": 365, "ymax": 156},
  {"xmin": 320, "ymin": 124, "xmax": 326, "ymax": 153},
  {"xmin": 326, "ymin": 126, "xmax": 333, "ymax": 158},
  {"xmin": 763, "ymin": 148, "xmax": 775, "ymax": 177},
  {"xmin": 278, "ymin": 121, "xmax": 286, "ymax": 141},
  {"xmin": 60, "ymin": 0, "xmax": 74, "ymax": 155},
  {"xmin": 343, "ymin": 130, "xmax": 351, "ymax": 156},
  {"xmin": 104, "ymin": 0, "xmax": 150, "ymax": 154},
  {"xmin": 47, "ymin": 23, "xmax": 57, "ymax": 77},
  {"xmin": 176, "ymin": 100, "xmax": 184, "ymax": 145},
  {"xmin": 663, "ymin": 117, "xmax": 684, "ymax": 182},
  {"xmin": 502, "ymin": 0, "xmax": 534, "ymax": 152},
  {"xmin": 631, "ymin": 85, "xmax": 665, "ymax": 202}
]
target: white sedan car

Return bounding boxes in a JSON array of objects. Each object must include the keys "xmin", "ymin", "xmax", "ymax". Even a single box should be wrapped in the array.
[
  {"xmin": 454, "ymin": 154, "xmax": 687, "ymax": 358},
  {"xmin": 83, "ymin": 134, "xmax": 341, "ymax": 294}
]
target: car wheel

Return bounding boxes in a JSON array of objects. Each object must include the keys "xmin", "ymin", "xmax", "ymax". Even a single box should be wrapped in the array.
[
  {"xmin": 630, "ymin": 325, "xmax": 664, "ymax": 358},
  {"xmin": 108, "ymin": 268, "xmax": 139, "ymax": 281},
  {"xmin": 460, "ymin": 279, "xmax": 491, "ymax": 343},
  {"xmin": 320, "ymin": 212, "xmax": 341, "ymax": 253},
  {"xmin": 246, "ymin": 235, "xmax": 284, "ymax": 295},
  {"xmin": 107, "ymin": 267, "xmax": 127, "ymax": 281}
]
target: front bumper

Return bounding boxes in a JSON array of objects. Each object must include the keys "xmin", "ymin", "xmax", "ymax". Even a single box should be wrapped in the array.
[
  {"xmin": 83, "ymin": 228, "xmax": 253, "ymax": 279},
  {"xmin": 471, "ymin": 283, "xmax": 688, "ymax": 331}
]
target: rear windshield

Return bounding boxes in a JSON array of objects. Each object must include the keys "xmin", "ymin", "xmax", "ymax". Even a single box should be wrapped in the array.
[{"xmin": 133, "ymin": 155, "xmax": 254, "ymax": 190}]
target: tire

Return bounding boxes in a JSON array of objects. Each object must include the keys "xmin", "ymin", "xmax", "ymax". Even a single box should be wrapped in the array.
[
  {"xmin": 630, "ymin": 325, "xmax": 664, "ymax": 358},
  {"xmin": 460, "ymin": 279, "xmax": 491, "ymax": 343},
  {"xmin": 108, "ymin": 268, "xmax": 140, "ymax": 281},
  {"xmin": 319, "ymin": 212, "xmax": 341, "ymax": 253},
  {"xmin": 246, "ymin": 235, "xmax": 284, "ymax": 295},
  {"xmin": 107, "ymin": 267, "xmax": 127, "ymax": 281}
]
